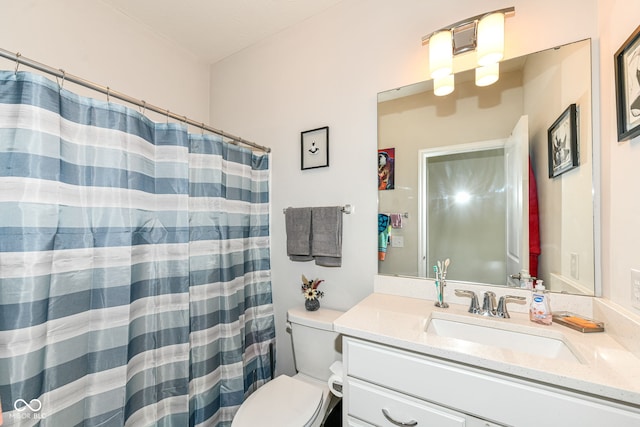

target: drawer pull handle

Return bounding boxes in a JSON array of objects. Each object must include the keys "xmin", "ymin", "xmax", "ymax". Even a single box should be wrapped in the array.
[{"xmin": 381, "ymin": 408, "xmax": 418, "ymax": 426}]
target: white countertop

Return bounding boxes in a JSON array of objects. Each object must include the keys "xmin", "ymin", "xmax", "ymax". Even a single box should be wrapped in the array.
[{"xmin": 334, "ymin": 292, "xmax": 640, "ymax": 407}]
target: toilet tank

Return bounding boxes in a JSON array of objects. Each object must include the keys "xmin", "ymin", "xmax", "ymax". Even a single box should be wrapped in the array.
[{"xmin": 287, "ymin": 307, "xmax": 344, "ymax": 381}]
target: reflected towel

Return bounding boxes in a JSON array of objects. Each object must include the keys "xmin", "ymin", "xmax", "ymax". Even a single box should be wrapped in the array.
[
  {"xmin": 378, "ymin": 214, "xmax": 390, "ymax": 261},
  {"xmin": 311, "ymin": 206, "xmax": 342, "ymax": 267},
  {"xmin": 529, "ymin": 159, "xmax": 541, "ymax": 278},
  {"xmin": 390, "ymin": 213, "xmax": 403, "ymax": 229},
  {"xmin": 285, "ymin": 207, "xmax": 313, "ymax": 262}
]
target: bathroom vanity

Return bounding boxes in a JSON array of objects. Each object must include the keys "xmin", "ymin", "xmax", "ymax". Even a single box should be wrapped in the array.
[{"xmin": 334, "ymin": 293, "xmax": 640, "ymax": 427}]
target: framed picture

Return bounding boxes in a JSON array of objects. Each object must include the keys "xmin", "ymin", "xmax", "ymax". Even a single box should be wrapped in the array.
[
  {"xmin": 301, "ymin": 126, "xmax": 329, "ymax": 170},
  {"xmin": 615, "ymin": 25, "xmax": 640, "ymax": 141},
  {"xmin": 548, "ymin": 104, "xmax": 579, "ymax": 178},
  {"xmin": 378, "ymin": 147, "xmax": 395, "ymax": 190}
]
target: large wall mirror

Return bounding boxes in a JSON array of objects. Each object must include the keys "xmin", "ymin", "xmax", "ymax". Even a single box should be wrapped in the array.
[{"xmin": 378, "ymin": 39, "xmax": 596, "ymax": 296}]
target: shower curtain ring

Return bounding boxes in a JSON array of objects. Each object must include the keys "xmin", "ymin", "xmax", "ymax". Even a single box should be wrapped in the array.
[
  {"xmin": 166, "ymin": 109, "xmax": 170, "ymax": 124},
  {"xmin": 14, "ymin": 52, "xmax": 21, "ymax": 74},
  {"xmin": 106, "ymin": 87, "xmax": 111, "ymax": 103},
  {"xmin": 140, "ymin": 100, "xmax": 147, "ymax": 115},
  {"xmin": 201, "ymin": 123, "xmax": 205, "ymax": 135},
  {"xmin": 56, "ymin": 69, "xmax": 66, "ymax": 89}
]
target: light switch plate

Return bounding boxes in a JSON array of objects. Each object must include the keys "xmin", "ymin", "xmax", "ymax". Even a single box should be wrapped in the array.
[
  {"xmin": 632, "ymin": 269, "xmax": 640, "ymax": 310},
  {"xmin": 391, "ymin": 235, "xmax": 404, "ymax": 248}
]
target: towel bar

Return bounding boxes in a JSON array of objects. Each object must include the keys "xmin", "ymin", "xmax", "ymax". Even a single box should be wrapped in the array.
[
  {"xmin": 283, "ymin": 204, "xmax": 352, "ymax": 214},
  {"xmin": 381, "ymin": 212, "xmax": 409, "ymax": 218}
]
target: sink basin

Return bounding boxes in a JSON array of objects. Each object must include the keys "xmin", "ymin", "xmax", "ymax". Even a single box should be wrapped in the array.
[{"xmin": 426, "ymin": 317, "xmax": 581, "ymax": 363}]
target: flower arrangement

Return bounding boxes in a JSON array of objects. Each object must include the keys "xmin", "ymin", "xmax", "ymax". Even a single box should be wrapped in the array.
[{"xmin": 301, "ymin": 275, "xmax": 324, "ymax": 300}]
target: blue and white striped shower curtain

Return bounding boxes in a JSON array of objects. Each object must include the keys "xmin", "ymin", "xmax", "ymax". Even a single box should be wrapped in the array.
[{"xmin": 0, "ymin": 70, "xmax": 274, "ymax": 426}]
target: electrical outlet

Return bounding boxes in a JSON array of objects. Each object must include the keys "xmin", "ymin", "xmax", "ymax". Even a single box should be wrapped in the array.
[
  {"xmin": 570, "ymin": 253, "xmax": 579, "ymax": 280},
  {"xmin": 632, "ymin": 269, "xmax": 640, "ymax": 310}
]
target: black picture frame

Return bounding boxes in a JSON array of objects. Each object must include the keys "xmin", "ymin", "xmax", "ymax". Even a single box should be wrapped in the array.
[
  {"xmin": 301, "ymin": 126, "xmax": 329, "ymax": 170},
  {"xmin": 548, "ymin": 104, "xmax": 579, "ymax": 178},
  {"xmin": 615, "ymin": 25, "xmax": 640, "ymax": 141}
]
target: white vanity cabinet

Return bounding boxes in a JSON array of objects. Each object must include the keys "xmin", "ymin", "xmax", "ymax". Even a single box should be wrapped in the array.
[{"xmin": 343, "ymin": 337, "xmax": 640, "ymax": 427}]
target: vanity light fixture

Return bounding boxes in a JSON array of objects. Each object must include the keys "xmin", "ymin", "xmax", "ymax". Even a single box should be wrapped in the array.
[{"xmin": 422, "ymin": 7, "xmax": 514, "ymax": 96}]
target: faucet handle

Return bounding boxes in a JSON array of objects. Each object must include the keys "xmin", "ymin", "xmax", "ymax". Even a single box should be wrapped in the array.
[
  {"xmin": 482, "ymin": 291, "xmax": 497, "ymax": 316},
  {"xmin": 496, "ymin": 295, "xmax": 527, "ymax": 318},
  {"xmin": 455, "ymin": 289, "xmax": 480, "ymax": 314}
]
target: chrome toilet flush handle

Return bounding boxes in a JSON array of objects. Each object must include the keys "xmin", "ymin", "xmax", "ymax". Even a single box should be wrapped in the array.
[{"xmin": 382, "ymin": 408, "xmax": 418, "ymax": 427}]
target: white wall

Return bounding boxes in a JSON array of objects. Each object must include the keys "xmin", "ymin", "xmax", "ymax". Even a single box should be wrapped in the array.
[
  {"xmin": 0, "ymin": 0, "xmax": 210, "ymax": 124},
  {"xmin": 597, "ymin": 0, "xmax": 640, "ymax": 304},
  {"xmin": 209, "ymin": 0, "xmax": 599, "ymax": 376}
]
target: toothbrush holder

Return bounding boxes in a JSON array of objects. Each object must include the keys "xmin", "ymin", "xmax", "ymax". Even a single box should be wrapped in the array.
[{"xmin": 434, "ymin": 279, "xmax": 449, "ymax": 308}]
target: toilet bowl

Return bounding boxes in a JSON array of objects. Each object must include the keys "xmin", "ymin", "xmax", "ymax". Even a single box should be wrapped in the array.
[{"xmin": 231, "ymin": 307, "xmax": 344, "ymax": 427}]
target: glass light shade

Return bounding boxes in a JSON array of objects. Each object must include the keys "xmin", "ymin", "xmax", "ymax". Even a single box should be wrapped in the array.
[
  {"xmin": 475, "ymin": 63, "xmax": 499, "ymax": 87},
  {"xmin": 429, "ymin": 30, "xmax": 453, "ymax": 79},
  {"xmin": 477, "ymin": 12, "xmax": 505, "ymax": 66},
  {"xmin": 434, "ymin": 74, "xmax": 454, "ymax": 96}
]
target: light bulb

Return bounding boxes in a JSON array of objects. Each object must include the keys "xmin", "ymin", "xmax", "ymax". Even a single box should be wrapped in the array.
[
  {"xmin": 477, "ymin": 12, "xmax": 505, "ymax": 66},
  {"xmin": 429, "ymin": 30, "xmax": 453, "ymax": 79},
  {"xmin": 434, "ymin": 74, "xmax": 454, "ymax": 96},
  {"xmin": 476, "ymin": 63, "xmax": 499, "ymax": 87}
]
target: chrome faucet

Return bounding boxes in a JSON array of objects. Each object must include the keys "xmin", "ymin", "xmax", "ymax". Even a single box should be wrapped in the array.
[
  {"xmin": 456, "ymin": 290, "xmax": 526, "ymax": 319},
  {"xmin": 481, "ymin": 291, "xmax": 497, "ymax": 317},
  {"xmin": 496, "ymin": 295, "xmax": 526, "ymax": 318},
  {"xmin": 455, "ymin": 289, "xmax": 480, "ymax": 314}
]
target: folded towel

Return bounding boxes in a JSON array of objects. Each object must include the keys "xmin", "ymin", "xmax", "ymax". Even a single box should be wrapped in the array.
[
  {"xmin": 285, "ymin": 208, "xmax": 313, "ymax": 262},
  {"xmin": 311, "ymin": 206, "xmax": 342, "ymax": 267}
]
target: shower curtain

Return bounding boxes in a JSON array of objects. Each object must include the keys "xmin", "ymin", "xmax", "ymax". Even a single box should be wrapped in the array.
[{"xmin": 0, "ymin": 70, "xmax": 274, "ymax": 426}]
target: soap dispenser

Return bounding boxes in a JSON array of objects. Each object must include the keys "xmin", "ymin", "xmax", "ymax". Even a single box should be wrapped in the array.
[{"xmin": 529, "ymin": 280, "xmax": 552, "ymax": 325}]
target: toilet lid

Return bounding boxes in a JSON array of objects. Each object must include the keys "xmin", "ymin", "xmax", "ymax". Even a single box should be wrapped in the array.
[{"xmin": 232, "ymin": 375, "xmax": 323, "ymax": 427}]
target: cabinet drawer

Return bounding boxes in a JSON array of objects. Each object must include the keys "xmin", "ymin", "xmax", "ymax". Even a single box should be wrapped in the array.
[
  {"xmin": 348, "ymin": 377, "xmax": 466, "ymax": 427},
  {"xmin": 347, "ymin": 417, "xmax": 376, "ymax": 427}
]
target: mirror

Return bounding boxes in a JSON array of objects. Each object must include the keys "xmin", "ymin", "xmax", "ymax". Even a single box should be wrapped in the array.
[{"xmin": 377, "ymin": 39, "xmax": 595, "ymax": 296}]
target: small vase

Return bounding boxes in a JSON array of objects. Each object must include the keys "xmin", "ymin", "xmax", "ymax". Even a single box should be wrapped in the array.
[{"xmin": 305, "ymin": 298, "xmax": 320, "ymax": 311}]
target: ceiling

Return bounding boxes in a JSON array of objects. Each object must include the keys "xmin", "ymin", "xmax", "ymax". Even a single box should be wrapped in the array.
[{"xmin": 101, "ymin": 0, "xmax": 345, "ymax": 64}]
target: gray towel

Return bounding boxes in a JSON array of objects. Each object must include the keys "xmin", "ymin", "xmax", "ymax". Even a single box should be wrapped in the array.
[
  {"xmin": 311, "ymin": 206, "xmax": 342, "ymax": 267},
  {"xmin": 285, "ymin": 208, "xmax": 313, "ymax": 262}
]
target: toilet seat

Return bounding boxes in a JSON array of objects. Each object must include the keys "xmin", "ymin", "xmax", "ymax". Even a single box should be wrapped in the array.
[{"xmin": 231, "ymin": 375, "xmax": 324, "ymax": 427}]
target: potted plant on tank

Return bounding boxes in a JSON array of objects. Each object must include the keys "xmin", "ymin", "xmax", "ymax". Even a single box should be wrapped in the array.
[{"xmin": 301, "ymin": 274, "xmax": 324, "ymax": 311}]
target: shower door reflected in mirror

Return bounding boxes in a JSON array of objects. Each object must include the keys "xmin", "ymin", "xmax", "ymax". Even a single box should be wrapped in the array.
[
  {"xmin": 378, "ymin": 39, "xmax": 595, "ymax": 296},
  {"xmin": 418, "ymin": 117, "xmax": 528, "ymax": 286}
]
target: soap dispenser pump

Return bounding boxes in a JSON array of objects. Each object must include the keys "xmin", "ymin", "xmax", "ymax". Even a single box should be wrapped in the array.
[{"xmin": 529, "ymin": 280, "xmax": 552, "ymax": 325}]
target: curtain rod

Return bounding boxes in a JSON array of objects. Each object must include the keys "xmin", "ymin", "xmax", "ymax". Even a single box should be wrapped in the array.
[{"xmin": 0, "ymin": 48, "xmax": 271, "ymax": 153}]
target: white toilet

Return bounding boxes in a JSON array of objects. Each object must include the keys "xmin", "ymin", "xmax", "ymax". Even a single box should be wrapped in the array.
[{"xmin": 231, "ymin": 306, "xmax": 344, "ymax": 427}]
